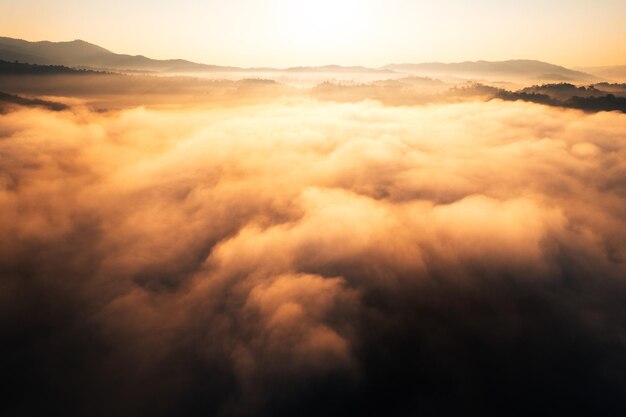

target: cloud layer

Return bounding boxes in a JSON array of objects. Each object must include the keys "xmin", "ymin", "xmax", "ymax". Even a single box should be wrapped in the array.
[{"xmin": 1, "ymin": 99, "xmax": 625, "ymax": 416}]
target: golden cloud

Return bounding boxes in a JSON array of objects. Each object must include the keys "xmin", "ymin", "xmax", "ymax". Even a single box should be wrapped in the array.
[{"xmin": 1, "ymin": 98, "xmax": 625, "ymax": 416}]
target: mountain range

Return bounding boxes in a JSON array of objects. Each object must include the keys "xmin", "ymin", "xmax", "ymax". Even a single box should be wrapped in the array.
[
  {"xmin": 1, "ymin": 36, "xmax": 622, "ymax": 82},
  {"xmin": 578, "ymin": 65, "xmax": 626, "ymax": 82},
  {"xmin": 0, "ymin": 37, "xmax": 393, "ymax": 74},
  {"xmin": 385, "ymin": 61, "xmax": 595, "ymax": 82},
  {"xmin": 0, "ymin": 36, "xmax": 232, "ymax": 72}
]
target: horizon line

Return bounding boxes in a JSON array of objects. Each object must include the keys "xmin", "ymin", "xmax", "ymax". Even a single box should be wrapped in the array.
[{"xmin": 3, "ymin": 34, "xmax": 624, "ymax": 71}]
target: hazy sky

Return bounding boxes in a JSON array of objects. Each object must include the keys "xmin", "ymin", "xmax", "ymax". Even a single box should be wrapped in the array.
[{"xmin": 1, "ymin": 0, "xmax": 625, "ymax": 67}]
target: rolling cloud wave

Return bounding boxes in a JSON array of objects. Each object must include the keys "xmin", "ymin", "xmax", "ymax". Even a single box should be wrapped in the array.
[{"xmin": 1, "ymin": 99, "xmax": 625, "ymax": 416}]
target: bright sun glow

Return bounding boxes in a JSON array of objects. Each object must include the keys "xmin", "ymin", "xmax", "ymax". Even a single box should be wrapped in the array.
[{"xmin": 281, "ymin": 0, "xmax": 369, "ymax": 45}]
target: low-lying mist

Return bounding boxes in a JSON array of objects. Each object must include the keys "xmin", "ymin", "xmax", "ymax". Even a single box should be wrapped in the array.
[
  {"xmin": 2, "ymin": 69, "xmax": 624, "ymax": 114},
  {"xmin": 1, "ymin": 96, "xmax": 625, "ymax": 416}
]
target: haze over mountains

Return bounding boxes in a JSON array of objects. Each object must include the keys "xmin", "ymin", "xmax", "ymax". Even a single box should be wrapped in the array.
[
  {"xmin": 385, "ymin": 61, "xmax": 595, "ymax": 82},
  {"xmin": 2, "ymin": 36, "xmax": 622, "ymax": 82},
  {"xmin": 578, "ymin": 65, "xmax": 626, "ymax": 82},
  {"xmin": 0, "ymin": 36, "xmax": 232, "ymax": 72},
  {"xmin": 1, "ymin": 35, "xmax": 625, "ymax": 114},
  {"xmin": 0, "ymin": 36, "xmax": 391, "ymax": 74},
  {"xmin": 2, "ymin": 2, "xmax": 626, "ymax": 411}
]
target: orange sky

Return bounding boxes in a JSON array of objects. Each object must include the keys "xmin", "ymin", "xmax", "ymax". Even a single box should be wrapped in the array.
[{"xmin": 1, "ymin": 0, "xmax": 625, "ymax": 67}]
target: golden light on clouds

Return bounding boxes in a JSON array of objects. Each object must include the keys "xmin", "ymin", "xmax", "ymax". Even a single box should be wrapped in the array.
[
  {"xmin": 1, "ymin": 95, "xmax": 625, "ymax": 414},
  {"xmin": 1, "ymin": 0, "xmax": 626, "ymax": 415}
]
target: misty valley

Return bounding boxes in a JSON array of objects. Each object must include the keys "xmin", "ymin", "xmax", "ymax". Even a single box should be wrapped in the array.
[{"xmin": 1, "ymin": 34, "xmax": 625, "ymax": 417}]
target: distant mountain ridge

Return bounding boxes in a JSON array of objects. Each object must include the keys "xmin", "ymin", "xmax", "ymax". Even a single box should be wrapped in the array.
[
  {"xmin": 578, "ymin": 65, "xmax": 626, "ymax": 82},
  {"xmin": 385, "ymin": 60, "xmax": 595, "ymax": 82},
  {"xmin": 0, "ymin": 37, "xmax": 234, "ymax": 72},
  {"xmin": 0, "ymin": 37, "xmax": 396, "ymax": 73},
  {"xmin": 0, "ymin": 36, "xmax": 603, "ymax": 81}
]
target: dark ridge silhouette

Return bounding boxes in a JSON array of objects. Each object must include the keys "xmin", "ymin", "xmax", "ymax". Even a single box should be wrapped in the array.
[
  {"xmin": 0, "ymin": 36, "xmax": 240, "ymax": 72},
  {"xmin": 0, "ymin": 36, "xmax": 395, "ymax": 74},
  {"xmin": 443, "ymin": 82, "xmax": 626, "ymax": 113},
  {"xmin": 564, "ymin": 94, "xmax": 626, "ymax": 112},
  {"xmin": 518, "ymin": 83, "xmax": 620, "ymax": 100},
  {"xmin": 0, "ymin": 91, "xmax": 69, "ymax": 112},
  {"xmin": 0, "ymin": 59, "xmax": 106, "ymax": 75},
  {"xmin": 495, "ymin": 90, "xmax": 626, "ymax": 113},
  {"xmin": 310, "ymin": 79, "xmax": 626, "ymax": 113},
  {"xmin": 593, "ymin": 82, "xmax": 626, "ymax": 94},
  {"xmin": 0, "ymin": 36, "xmax": 600, "ymax": 81},
  {"xmin": 495, "ymin": 90, "xmax": 558, "ymax": 106}
]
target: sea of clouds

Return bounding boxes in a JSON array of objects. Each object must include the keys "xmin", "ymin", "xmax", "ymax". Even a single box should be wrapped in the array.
[{"xmin": 1, "ymin": 98, "xmax": 625, "ymax": 416}]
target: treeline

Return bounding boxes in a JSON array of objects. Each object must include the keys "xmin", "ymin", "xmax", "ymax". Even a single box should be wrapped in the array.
[
  {"xmin": 496, "ymin": 88, "xmax": 626, "ymax": 113},
  {"xmin": 0, "ymin": 60, "xmax": 105, "ymax": 75},
  {"xmin": 0, "ymin": 91, "xmax": 69, "ymax": 112}
]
